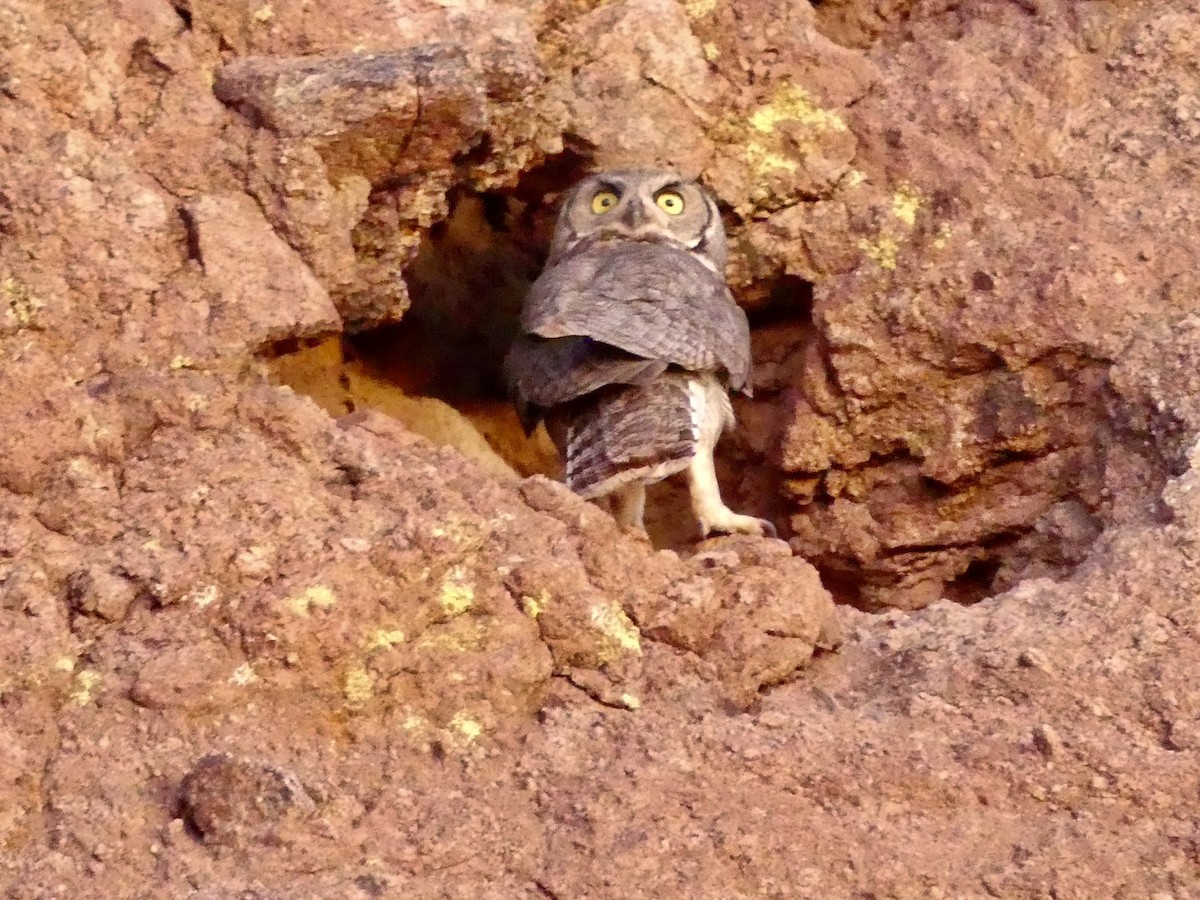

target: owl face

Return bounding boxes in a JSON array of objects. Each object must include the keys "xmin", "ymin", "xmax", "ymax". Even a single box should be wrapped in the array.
[{"xmin": 547, "ymin": 170, "xmax": 728, "ymax": 273}]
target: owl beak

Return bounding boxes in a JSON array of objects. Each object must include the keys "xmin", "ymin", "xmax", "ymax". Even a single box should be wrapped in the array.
[{"xmin": 619, "ymin": 202, "xmax": 647, "ymax": 231}]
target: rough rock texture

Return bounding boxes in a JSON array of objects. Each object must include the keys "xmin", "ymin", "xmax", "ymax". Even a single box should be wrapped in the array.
[
  {"xmin": 219, "ymin": 31, "xmax": 564, "ymax": 329},
  {"xmin": 183, "ymin": 192, "xmax": 342, "ymax": 349},
  {"xmin": 2, "ymin": 0, "xmax": 1200, "ymax": 897},
  {"xmin": 748, "ymin": 0, "xmax": 1200, "ymax": 606}
]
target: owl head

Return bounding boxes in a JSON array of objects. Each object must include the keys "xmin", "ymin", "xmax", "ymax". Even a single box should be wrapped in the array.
[{"xmin": 546, "ymin": 170, "xmax": 728, "ymax": 273}]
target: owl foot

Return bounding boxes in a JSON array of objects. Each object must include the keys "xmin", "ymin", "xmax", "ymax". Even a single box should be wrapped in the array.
[
  {"xmin": 698, "ymin": 510, "xmax": 778, "ymax": 540},
  {"xmin": 688, "ymin": 447, "xmax": 778, "ymax": 540}
]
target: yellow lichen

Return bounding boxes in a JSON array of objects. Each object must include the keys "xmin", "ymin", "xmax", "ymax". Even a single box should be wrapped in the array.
[
  {"xmin": 933, "ymin": 223, "xmax": 953, "ymax": 250},
  {"xmin": 735, "ymin": 83, "xmax": 849, "ymax": 189},
  {"xmin": 682, "ymin": 0, "xmax": 716, "ymax": 18},
  {"xmin": 188, "ymin": 584, "xmax": 219, "ymax": 608},
  {"xmin": 169, "ymin": 355, "xmax": 195, "ymax": 370},
  {"xmin": 343, "ymin": 664, "xmax": 375, "ymax": 707},
  {"xmin": 745, "ymin": 139, "xmax": 799, "ymax": 176},
  {"xmin": 228, "ymin": 663, "xmax": 258, "ymax": 686},
  {"xmin": 417, "ymin": 620, "xmax": 487, "ymax": 653},
  {"xmin": 703, "ymin": 42, "xmax": 720, "ymax": 62},
  {"xmin": 364, "ymin": 628, "xmax": 406, "ymax": 651},
  {"xmin": 288, "ymin": 585, "xmax": 337, "ymax": 617},
  {"xmin": 252, "ymin": 3, "xmax": 274, "ymax": 22},
  {"xmin": 521, "ymin": 589, "xmax": 550, "ymax": 619},
  {"xmin": 449, "ymin": 712, "xmax": 483, "ymax": 743},
  {"xmin": 235, "ymin": 545, "xmax": 273, "ymax": 574},
  {"xmin": 892, "ymin": 183, "xmax": 923, "ymax": 227},
  {"xmin": 3, "ymin": 276, "xmax": 42, "ymax": 330},
  {"xmin": 620, "ymin": 693, "xmax": 641, "ymax": 710},
  {"xmin": 748, "ymin": 83, "xmax": 847, "ymax": 135},
  {"xmin": 590, "ymin": 602, "xmax": 642, "ymax": 662},
  {"xmin": 858, "ymin": 235, "xmax": 899, "ymax": 271},
  {"xmin": 429, "ymin": 518, "xmax": 475, "ymax": 545},
  {"xmin": 439, "ymin": 567, "xmax": 475, "ymax": 617},
  {"xmin": 402, "ymin": 712, "xmax": 426, "ymax": 731},
  {"xmin": 70, "ymin": 670, "xmax": 101, "ymax": 706}
]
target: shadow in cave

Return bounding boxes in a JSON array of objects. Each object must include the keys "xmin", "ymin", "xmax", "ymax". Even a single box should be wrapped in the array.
[
  {"xmin": 347, "ymin": 192, "xmax": 537, "ymax": 407},
  {"xmin": 351, "ymin": 149, "xmax": 604, "ymax": 405},
  {"xmin": 269, "ymin": 150, "xmax": 595, "ymax": 481}
]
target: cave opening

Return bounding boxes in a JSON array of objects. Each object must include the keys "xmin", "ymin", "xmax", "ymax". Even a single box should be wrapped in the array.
[
  {"xmin": 268, "ymin": 151, "xmax": 592, "ymax": 486},
  {"xmin": 266, "ymin": 161, "xmax": 1134, "ymax": 614},
  {"xmin": 267, "ymin": 153, "xmax": 822, "ymax": 552}
]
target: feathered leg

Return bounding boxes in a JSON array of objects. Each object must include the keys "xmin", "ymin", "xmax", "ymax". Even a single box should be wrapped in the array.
[
  {"xmin": 610, "ymin": 482, "xmax": 647, "ymax": 531},
  {"xmin": 686, "ymin": 377, "xmax": 777, "ymax": 539}
]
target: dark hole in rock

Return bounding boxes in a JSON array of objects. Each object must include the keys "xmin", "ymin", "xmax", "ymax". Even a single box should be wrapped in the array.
[
  {"xmin": 269, "ymin": 154, "xmax": 591, "ymax": 488},
  {"xmin": 171, "ymin": 1, "xmax": 193, "ymax": 30},
  {"xmin": 126, "ymin": 38, "xmax": 172, "ymax": 81},
  {"xmin": 943, "ymin": 555, "xmax": 1006, "ymax": 606},
  {"xmin": 971, "ymin": 270, "xmax": 995, "ymax": 292},
  {"xmin": 348, "ymin": 190, "xmax": 539, "ymax": 406},
  {"xmin": 179, "ymin": 207, "xmax": 203, "ymax": 263}
]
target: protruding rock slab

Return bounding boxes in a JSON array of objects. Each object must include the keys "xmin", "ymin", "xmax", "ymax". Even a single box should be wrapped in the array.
[
  {"xmin": 214, "ymin": 41, "xmax": 564, "ymax": 329},
  {"xmin": 214, "ymin": 46, "xmax": 484, "ymax": 185},
  {"xmin": 183, "ymin": 192, "xmax": 342, "ymax": 349}
]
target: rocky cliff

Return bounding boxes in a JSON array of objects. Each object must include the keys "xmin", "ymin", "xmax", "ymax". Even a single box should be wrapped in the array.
[{"xmin": 1, "ymin": 0, "xmax": 1198, "ymax": 896}]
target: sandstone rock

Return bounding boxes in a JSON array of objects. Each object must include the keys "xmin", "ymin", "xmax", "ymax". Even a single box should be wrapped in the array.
[
  {"xmin": 183, "ymin": 192, "xmax": 342, "ymax": 350},
  {"xmin": 268, "ymin": 338, "xmax": 525, "ymax": 482},
  {"xmin": 129, "ymin": 641, "xmax": 249, "ymax": 712},
  {"xmin": 217, "ymin": 38, "xmax": 563, "ymax": 329},
  {"xmin": 214, "ymin": 47, "xmax": 481, "ymax": 182},
  {"xmin": 760, "ymin": 0, "xmax": 1200, "ymax": 605},
  {"xmin": 64, "ymin": 566, "xmax": 138, "ymax": 624},
  {"xmin": 556, "ymin": 0, "xmax": 717, "ymax": 175},
  {"xmin": 180, "ymin": 753, "xmax": 316, "ymax": 847},
  {"xmin": 1, "ymin": 0, "xmax": 1200, "ymax": 896}
]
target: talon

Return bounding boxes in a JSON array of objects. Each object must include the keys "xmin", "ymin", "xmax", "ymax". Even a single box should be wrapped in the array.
[
  {"xmin": 687, "ymin": 443, "xmax": 777, "ymax": 540},
  {"xmin": 698, "ymin": 512, "xmax": 778, "ymax": 539}
]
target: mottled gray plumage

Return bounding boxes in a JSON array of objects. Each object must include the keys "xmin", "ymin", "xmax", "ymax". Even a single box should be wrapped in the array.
[
  {"xmin": 520, "ymin": 237, "xmax": 751, "ymax": 392},
  {"xmin": 506, "ymin": 332, "xmax": 667, "ymax": 433},
  {"xmin": 504, "ymin": 170, "xmax": 774, "ymax": 538},
  {"xmin": 553, "ymin": 373, "xmax": 706, "ymax": 499}
]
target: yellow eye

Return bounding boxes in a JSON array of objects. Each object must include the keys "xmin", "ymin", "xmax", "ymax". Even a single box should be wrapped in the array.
[
  {"xmin": 591, "ymin": 191, "xmax": 618, "ymax": 214},
  {"xmin": 655, "ymin": 191, "xmax": 685, "ymax": 215}
]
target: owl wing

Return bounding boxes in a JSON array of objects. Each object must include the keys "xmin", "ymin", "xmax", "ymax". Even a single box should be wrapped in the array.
[
  {"xmin": 503, "ymin": 334, "xmax": 669, "ymax": 434},
  {"xmin": 520, "ymin": 241, "xmax": 752, "ymax": 392}
]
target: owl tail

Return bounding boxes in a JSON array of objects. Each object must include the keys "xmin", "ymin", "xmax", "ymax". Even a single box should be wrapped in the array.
[{"xmin": 557, "ymin": 376, "xmax": 698, "ymax": 500}]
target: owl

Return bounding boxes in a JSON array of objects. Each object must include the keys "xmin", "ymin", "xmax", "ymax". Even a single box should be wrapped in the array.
[{"xmin": 504, "ymin": 170, "xmax": 775, "ymax": 539}]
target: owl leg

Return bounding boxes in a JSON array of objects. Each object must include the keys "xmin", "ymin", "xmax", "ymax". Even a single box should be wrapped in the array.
[
  {"xmin": 686, "ymin": 445, "xmax": 777, "ymax": 539},
  {"xmin": 610, "ymin": 482, "xmax": 647, "ymax": 531}
]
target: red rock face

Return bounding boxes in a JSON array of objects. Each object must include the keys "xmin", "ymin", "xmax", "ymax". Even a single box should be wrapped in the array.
[
  {"xmin": 1, "ymin": 0, "xmax": 1199, "ymax": 897},
  {"xmin": 722, "ymin": 0, "xmax": 1200, "ymax": 607}
]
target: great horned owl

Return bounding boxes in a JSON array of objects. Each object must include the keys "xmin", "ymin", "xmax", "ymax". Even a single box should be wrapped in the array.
[{"xmin": 504, "ymin": 170, "xmax": 775, "ymax": 539}]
